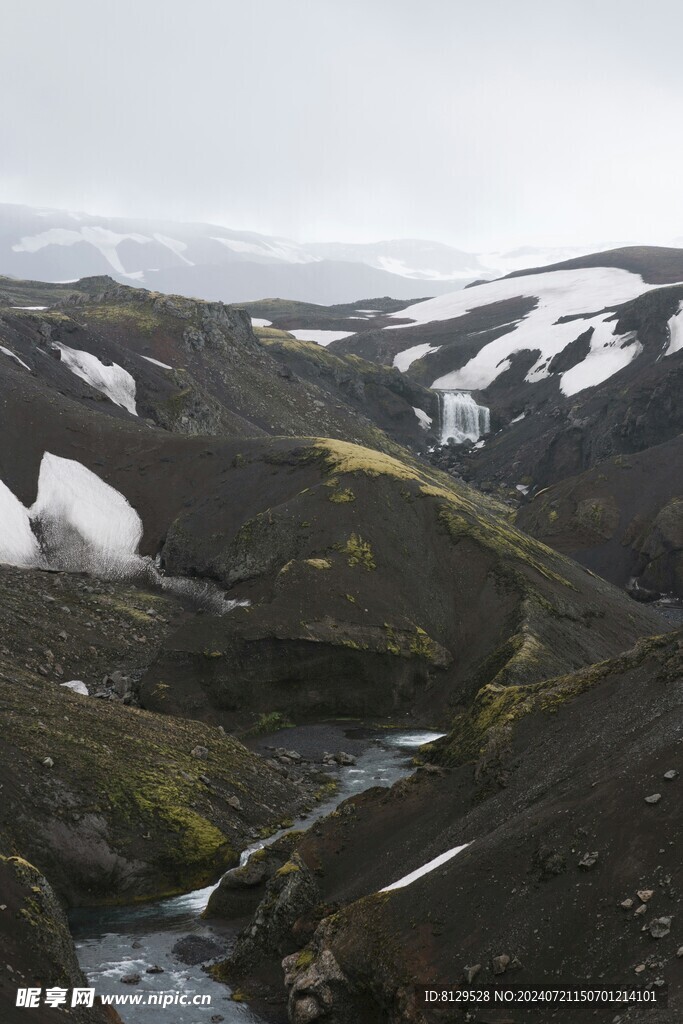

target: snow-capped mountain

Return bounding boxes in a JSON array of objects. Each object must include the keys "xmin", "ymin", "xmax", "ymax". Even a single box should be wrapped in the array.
[
  {"xmin": 0, "ymin": 203, "xmax": 613, "ymax": 306},
  {"xmin": 0, "ymin": 204, "xmax": 464, "ymax": 304},
  {"xmin": 328, "ymin": 246, "xmax": 683, "ymax": 400},
  {"xmin": 305, "ymin": 239, "xmax": 490, "ymax": 282}
]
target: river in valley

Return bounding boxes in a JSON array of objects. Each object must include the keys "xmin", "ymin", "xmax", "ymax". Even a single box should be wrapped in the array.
[{"xmin": 70, "ymin": 725, "xmax": 444, "ymax": 1024}]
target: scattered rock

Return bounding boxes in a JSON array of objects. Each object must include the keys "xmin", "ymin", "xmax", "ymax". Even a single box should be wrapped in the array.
[
  {"xmin": 620, "ymin": 898, "xmax": 634, "ymax": 910},
  {"xmin": 121, "ymin": 973, "xmax": 141, "ymax": 984},
  {"xmin": 276, "ymin": 748, "xmax": 303, "ymax": 763},
  {"xmin": 463, "ymin": 964, "xmax": 481, "ymax": 983},
  {"xmin": 492, "ymin": 954, "xmax": 510, "ymax": 975},
  {"xmin": 676, "ymin": 947, "xmax": 683, "ymax": 958},
  {"xmin": 635, "ymin": 905, "xmax": 647, "ymax": 916},
  {"xmin": 146, "ymin": 964, "xmax": 164, "ymax": 974},
  {"xmin": 227, "ymin": 796, "xmax": 242, "ymax": 811},
  {"xmin": 637, "ymin": 889, "xmax": 654, "ymax": 903},
  {"xmin": 646, "ymin": 917, "xmax": 672, "ymax": 939},
  {"xmin": 634, "ymin": 964, "xmax": 646, "ymax": 974},
  {"xmin": 578, "ymin": 851, "xmax": 599, "ymax": 869},
  {"xmin": 42, "ymin": 757, "xmax": 54, "ymax": 768},
  {"xmin": 644, "ymin": 793, "xmax": 662, "ymax": 804},
  {"xmin": 172, "ymin": 935, "xmax": 226, "ymax": 965},
  {"xmin": 334, "ymin": 751, "xmax": 357, "ymax": 766},
  {"xmin": 663, "ymin": 770, "xmax": 678, "ymax": 780},
  {"xmin": 191, "ymin": 745, "xmax": 209, "ymax": 760}
]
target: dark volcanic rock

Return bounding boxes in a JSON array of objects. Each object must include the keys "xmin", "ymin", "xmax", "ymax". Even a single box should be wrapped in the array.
[
  {"xmin": 264, "ymin": 630, "xmax": 683, "ymax": 1023},
  {"xmin": 518, "ymin": 435, "xmax": 683, "ymax": 596},
  {"xmin": 0, "ymin": 855, "xmax": 119, "ymax": 1023}
]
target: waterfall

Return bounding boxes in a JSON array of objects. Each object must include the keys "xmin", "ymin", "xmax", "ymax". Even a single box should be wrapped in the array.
[{"xmin": 438, "ymin": 391, "xmax": 490, "ymax": 444}]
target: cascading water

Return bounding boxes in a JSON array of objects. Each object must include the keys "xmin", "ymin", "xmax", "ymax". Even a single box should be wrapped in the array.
[{"xmin": 438, "ymin": 390, "xmax": 490, "ymax": 444}]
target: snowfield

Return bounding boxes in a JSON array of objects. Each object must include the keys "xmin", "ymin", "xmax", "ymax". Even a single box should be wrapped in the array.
[
  {"xmin": 381, "ymin": 843, "xmax": 469, "ymax": 892},
  {"xmin": 0, "ymin": 455, "xmax": 241, "ymax": 611},
  {"xmin": 665, "ymin": 302, "xmax": 683, "ymax": 356},
  {"xmin": 0, "ymin": 345, "xmax": 31, "ymax": 371},
  {"xmin": 289, "ymin": 329, "xmax": 356, "ymax": 346},
  {"xmin": 55, "ymin": 342, "xmax": 137, "ymax": 414},
  {"xmin": 31, "ymin": 454, "xmax": 144, "ymax": 575},
  {"xmin": 1, "ymin": 455, "xmax": 142, "ymax": 576},
  {"xmin": 141, "ymin": 354, "xmax": 173, "ymax": 370},
  {"xmin": 12, "ymin": 226, "xmax": 151, "ymax": 280},
  {"xmin": 393, "ymin": 342, "xmax": 441, "ymax": 371},
  {"xmin": 385, "ymin": 267, "xmax": 680, "ymax": 396},
  {"xmin": 0, "ymin": 479, "xmax": 43, "ymax": 566}
]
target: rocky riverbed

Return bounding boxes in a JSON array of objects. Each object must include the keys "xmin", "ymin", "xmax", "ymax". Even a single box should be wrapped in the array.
[{"xmin": 70, "ymin": 725, "xmax": 444, "ymax": 1024}]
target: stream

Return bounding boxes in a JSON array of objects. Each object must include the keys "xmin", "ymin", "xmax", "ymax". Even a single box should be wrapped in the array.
[{"xmin": 70, "ymin": 725, "xmax": 444, "ymax": 1024}]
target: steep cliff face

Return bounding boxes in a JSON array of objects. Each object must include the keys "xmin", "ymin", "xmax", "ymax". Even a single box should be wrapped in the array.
[
  {"xmin": 517, "ymin": 436, "xmax": 683, "ymax": 597},
  {"xmin": 0, "ymin": 856, "xmax": 124, "ymax": 1024}
]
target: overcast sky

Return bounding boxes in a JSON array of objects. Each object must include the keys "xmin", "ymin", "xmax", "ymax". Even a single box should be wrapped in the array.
[{"xmin": 2, "ymin": 0, "xmax": 683, "ymax": 250}]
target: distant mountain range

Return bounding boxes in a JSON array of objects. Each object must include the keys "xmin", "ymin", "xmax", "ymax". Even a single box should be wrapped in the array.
[{"xmin": 0, "ymin": 202, "xmax": 610, "ymax": 305}]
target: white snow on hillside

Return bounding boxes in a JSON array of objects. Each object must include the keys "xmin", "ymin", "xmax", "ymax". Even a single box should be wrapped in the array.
[
  {"xmin": 289, "ymin": 329, "xmax": 355, "ymax": 346},
  {"xmin": 412, "ymin": 407, "xmax": 432, "ymax": 430},
  {"xmin": 153, "ymin": 233, "xmax": 194, "ymax": 265},
  {"xmin": 12, "ymin": 226, "xmax": 151, "ymax": 280},
  {"xmin": 381, "ymin": 843, "xmax": 469, "ymax": 892},
  {"xmin": 251, "ymin": 317, "xmax": 272, "ymax": 327},
  {"xmin": 61, "ymin": 680, "xmax": 89, "ymax": 696},
  {"xmin": 0, "ymin": 345, "xmax": 31, "ymax": 371},
  {"xmin": 31, "ymin": 453, "xmax": 143, "ymax": 576},
  {"xmin": 11, "ymin": 305, "xmax": 47, "ymax": 310},
  {"xmin": 55, "ymin": 343, "xmax": 137, "ymax": 414},
  {"xmin": 141, "ymin": 354, "xmax": 173, "ymax": 370},
  {"xmin": 0, "ymin": 479, "xmax": 43, "ymax": 566},
  {"xmin": 377, "ymin": 256, "xmax": 482, "ymax": 281},
  {"xmin": 386, "ymin": 267, "xmax": 673, "ymax": 396},
  {"xmin": 393, "ymin": 343, "xmax": 441, "ymax": 371},
  {"xmin": 212, "ymin": 236, "xmax": 319, "ymax": 264},
  {"xmin": 560, "ymin": 327, "xmax": 642, "ymax": 397},
  {"xmin": 665, "ymin": 302, "xmax": 683, "ymax": 356}
]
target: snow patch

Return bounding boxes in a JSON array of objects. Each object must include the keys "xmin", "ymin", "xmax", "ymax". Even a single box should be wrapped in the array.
[
  {"xmin": 31, "ymin": 454, "xmax": 143, "ymax": 576},
  {"xmin": 289, "ymin": 329, "xmax": 355, "ymax": 346},
  {"xmin": 212, "ymin": 236, "xmax": 319, "ymax": 264},
  {"xmin": 393, "ymin": 343, "xmax": 441, "ymax": 371},
  {"xmin": 412, "ymin": 407, "xmax": 432, "ymax": 430},
  {"xmin": 61, "ymin": 680, "xmax": 89, "ymax": 696},
  {"xmin": 12, "ymin": 227, "xmax": 151, "ymax": 280},
  {"xmin": 251, "ymin": 317, "xmax": 272, "ymax": 327},
  {"xmin": 560, "ymin": 328, "xmax": 642, "ymax": 397},
  {"xmin": 0, "ymin": 479, "xmax": 43, "ymax": 566},
  {"xmin": 665, "ymin": 302, "xmax": 683, "ymax": 356},
  {"xmin": 11, "ymin": 305, "xmax": 47, "ymax": 310},
  {"xmin": 381, "ymin": 844, "xmax": 469, "ymax": 891},
  {"xmin": 55, "ymin": 343, "xmax": 137, "ymax": 415},
  {"xmin": 141, "ymin": 355, "xmax": 173, "ymax": 370},
  {"xmin": 0, "ymin": 346, "xmax": 31, "ymax": 371},
  {"xmin": 383, "ymin": 267, "xmax": 669, "ymax": 396},
  {"xmin": 510, "ymin": 412, "xmax": 526, "ymax": 424},
  {"xmin": 153, "ymin": 233, "xmax": 194, "ymax": 266}
]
